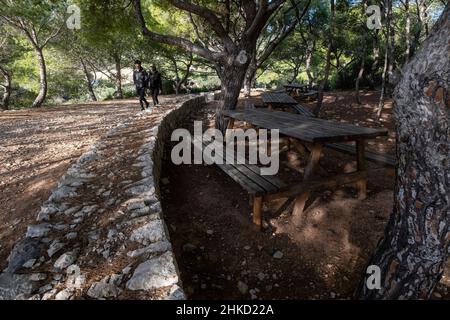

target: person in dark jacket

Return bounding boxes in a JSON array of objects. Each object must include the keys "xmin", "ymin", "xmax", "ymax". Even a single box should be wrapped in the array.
[
  {"xmin": 133, "ymin": 60, "xmax": 149, "ymax": 111},
  {"xmin": 149, "ymin": 64, "xmax": 162, "ymax": 107}
]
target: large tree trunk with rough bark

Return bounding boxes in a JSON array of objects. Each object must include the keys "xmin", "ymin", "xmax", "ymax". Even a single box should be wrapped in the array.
[
  {"xmin": 356, "ymin": 4, "xmax": 450, "ymax": 300},
  {"xmin": 80, "ymin": 58, "xmax": 97, "ymax": 102},
  {"xmin": 32, "ymin": 47, "xmax": 47, "ymax": 108},
  {"xmin": 215, "ymin": 63, "xmax": 248, "ymax": 131},
  {"xmin": 0, "ymin": 67, "xmax": 12, "ymax": 110}
]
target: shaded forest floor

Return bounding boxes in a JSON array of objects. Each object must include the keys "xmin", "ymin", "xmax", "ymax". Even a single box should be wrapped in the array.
[{"xmin": 161, "ymin": 90, "xmax": 450, "ymax": 300}]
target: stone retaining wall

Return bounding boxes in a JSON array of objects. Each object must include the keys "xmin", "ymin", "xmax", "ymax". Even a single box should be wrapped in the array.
[{"xmin": 0, "ymin": 95, "xmax": 207, "ymax": 300}]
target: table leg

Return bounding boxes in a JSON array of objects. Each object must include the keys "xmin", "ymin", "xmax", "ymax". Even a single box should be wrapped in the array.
[
  {"xmin": 253, "ymin": 196, "xmax": 263, "ymax": 230},
  {"xmin": 227, "ymin": 118, "xmax": 235, "ymax": 130},
  {"xmin": 268, "ymin": 103, "xmax": 273, "ymax": 110},
  {"xmin": 292, "ymin": 143, "xmax": 322, "ymax": 218},
  {"xmin": 356, "ymin": 139, "xmax": 367, "ymax": 200}
]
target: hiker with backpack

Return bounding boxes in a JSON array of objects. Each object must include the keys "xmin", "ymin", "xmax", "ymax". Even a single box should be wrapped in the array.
[{"xmin": 133, "ymin": 60, "xmax": 149, "ymax": 111}]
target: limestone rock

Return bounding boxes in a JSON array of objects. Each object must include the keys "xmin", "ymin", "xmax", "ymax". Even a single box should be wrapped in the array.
[
  {"xmin": 129, "ymin": 220, "xmax": 165, "ymax": 245},
  {"xmin": 6, "ymin": 238, "xmax": 43, "ymax": 273},
  {"xmin": 26, "ymin": 224, "xmax": 51, "ymax": 238},
  {"xmin": 54, "ymin": 251, "xmax": 78, "ymax": 270},
  {"xmin": 126, "ymin": 252, "xmax": 179, "ymax": 291},
  {"xmin": 0, "ymin": 273, "xmax": 37, "ymax": 300}
]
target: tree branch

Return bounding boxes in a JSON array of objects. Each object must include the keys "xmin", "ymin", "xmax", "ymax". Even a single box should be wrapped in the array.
[{"xmin": 132, "ymin": 0, "xmax": 220, "ymax": 62}]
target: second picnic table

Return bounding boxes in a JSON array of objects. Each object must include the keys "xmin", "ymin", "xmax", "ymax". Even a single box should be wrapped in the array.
[
  {"xmin": 260, "ymin": 92, "xmax": 298, "ymax": 110},
  {"xmin": 221, "ymin": 108, "xmax": 388, "ymax": 229}
]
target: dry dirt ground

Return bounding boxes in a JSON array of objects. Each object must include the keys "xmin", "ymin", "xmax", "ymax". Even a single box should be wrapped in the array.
[
  {"xmin": 0, "ymin": 98, "xmax": 176, "ymax": 271},
  {"xmin": 161, "ymin": 90, "xmax": 450, "ymax": 300}
]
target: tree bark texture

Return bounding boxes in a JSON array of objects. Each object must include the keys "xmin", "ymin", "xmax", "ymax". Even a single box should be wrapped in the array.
[
  {"xmin": 0, "ymin": 67, "xmax": 11, "ymax": 110},
  {"xmin": 356, "ymin": 4, "xmax": 450, "ymax": 300}
]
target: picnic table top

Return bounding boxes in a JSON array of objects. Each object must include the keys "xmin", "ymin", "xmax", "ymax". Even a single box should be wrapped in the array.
[
  {"xmin": 261, "ymin": 92, "xmax": 298, "ymax": 105},
  {"xmin": 222, "ymin": 109, "xmax": 388, "ymax": 144}
]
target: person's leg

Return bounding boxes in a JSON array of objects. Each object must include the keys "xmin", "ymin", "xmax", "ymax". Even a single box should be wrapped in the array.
[
  {"xmin": 137, "ymin": 88, "xmax": 144, "ymax": 110},
  {"xmin": 142, "ymin": 89, "xmax": 149, "ymax": 109},
  {"xmin": 151, "ymin": 89, "xmax": 157, "ymax": 106},
  {"xmin": 153, "ymin": 88, "xmax": 160, "ymax": 106}
]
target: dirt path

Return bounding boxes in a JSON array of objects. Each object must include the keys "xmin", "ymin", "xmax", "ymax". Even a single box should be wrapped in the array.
[{"xmin": 0, "ymin": 99, "xmax": 161, "ymax": 270}]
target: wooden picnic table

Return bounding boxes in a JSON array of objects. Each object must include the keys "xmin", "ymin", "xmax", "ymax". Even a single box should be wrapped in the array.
[
  {"xmin": 260, "ymin": 92, "xmax": 298, "ymax": 110},
  {"xmin": 284, "ymin": 83, "xmax": 309, "ymax": 94},
  {"xmin": 222, "ymin": 108, "xmax": 388, "ymax": 228}
]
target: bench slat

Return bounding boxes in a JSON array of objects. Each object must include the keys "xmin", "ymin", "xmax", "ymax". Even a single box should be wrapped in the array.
[{"xmin": 193, "ymin": 137, "xmax": 285, "ymax": 195}]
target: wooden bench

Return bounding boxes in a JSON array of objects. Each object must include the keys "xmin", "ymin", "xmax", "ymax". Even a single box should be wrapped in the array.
[
  {"xmin": 192, "ymin": 137, "xmax": 286, "ymax": 229},
  {"xmin": 292, "ymin": 104, "xmax": 395, "ymax": 168}
]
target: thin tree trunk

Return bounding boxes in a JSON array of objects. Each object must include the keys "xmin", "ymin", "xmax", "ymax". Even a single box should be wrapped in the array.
[
  {"xmin": 355, "ymin": 1, "xmax": 367, "ymax": 105},
  {"xmin": 387, "ymin": 0, "xmax": 395, "ymax": 98},
  {"xmin": 32, "ymin": 47, "xmax": 47, "ymax": 108},
  {"xmin": 313, "ymin": 0, "xmax": 335, "ymax": 117},
  {"xmin": 0, "ymin": 67, "xmax": 12, "ymax": 110},
  {"xmin": 368, "ymin": 32, "xmax": 380, "ymax": 90},
  {"xmin": 355, "ymin": 55, "xmax": 365, "ymax": 104},
  {"xmin": 305, "ymin": 41, "xmax": 315, "ymax": 88},
  {"xmin": 80, "ymin": 58, "xmax": 97, "ymax": 101},
  {"xmin": 405, "ymin": 0, "xmax": 411, "ymax": 60},
  {"xmin": 113, "ymin": 54, "xmax": 123, "ymax": 99},
  {"xmin": 243, "ymin": 55, "xmax": 257, "ymax": 97},
  {"xmin": 377, "ymin": 0, "xmax": 392, "ymax": 119},
  {"xmin": 356, "ymin": 4, "xmax": 450, "ymax": 299}
]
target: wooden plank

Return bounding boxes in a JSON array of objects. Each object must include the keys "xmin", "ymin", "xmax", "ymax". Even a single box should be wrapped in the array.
[
  {"xmin": 192, "ymin": 136, "xmax": 266, "ymax": 195},
  {"xmin": 292, "ymin": 104, "xmax": 314, "ymax": 117},
  {"xmin": 221, "ymin": 109, "xmax": 388, "ymax": 143},
  {"xmin": 194, "ymin": 137, "xmax": 284, "ymax": 194},
  {"xmin": 265, "ymin": 171, "xmax": 367, "ymax": 201},
  {"xmin": 326, "ymin": 143, "xmax": 395, "ymax": 167},
  {"xmin": 207, "ymin": 139, "xmax": 284, "ymax": 193},
  {"xmin": 261, "ymin": 92, "xmax": 297, "ymax": 105}
]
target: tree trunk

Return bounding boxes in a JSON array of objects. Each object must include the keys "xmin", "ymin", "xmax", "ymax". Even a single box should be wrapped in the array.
[
  {"xmin": 367, "ymin": 32, "xmax": 380, "ymax": 90},
  {"xmin": 243, "ymin": 55, "xmax": 257, "ymax": 97},
  {"xmin": 32, "ymin": 47, "xmax": 47, "ymax": 108},
  {"xmin": 355, "ymin": 55, "xmax": 365, "ymax": 104},
  {"xmin": 377, "ymin": 0, "xmax": 392, "ymax": 119},
  {"xmin": 305, "ymin": 41, "xmax": 315, "ymax": 88},
  {"xmin": 80, "ymin": 58, "xmax": 97, "ymax": 102},
  {"xmin": 387, "ymin": 0, "xmax": 395, "ymax": 98},
  {"xmin": 355, "ymin": 1, "xmax": 367, "ymax": 105},
  {"xmin": 313, "ymin": 0, "xmax": 335, "ymax": 117},
  {"xmin": 215, "ymin": 62, "xmax": 248, "ymax": 132},
  {"xmin": 113, "ymin": 54, "xmax": 123, "ymax": 99},
  {"xmin": 404, "ymin": 0, "xmax": 411, "ymax": 60},
  {"xmin": 356, "ymin": 4, "xmax": 450, "ymax": 300},
  {"xmin": 0, "ymin": 68, "xmax": 12, "ymax": 110}
]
